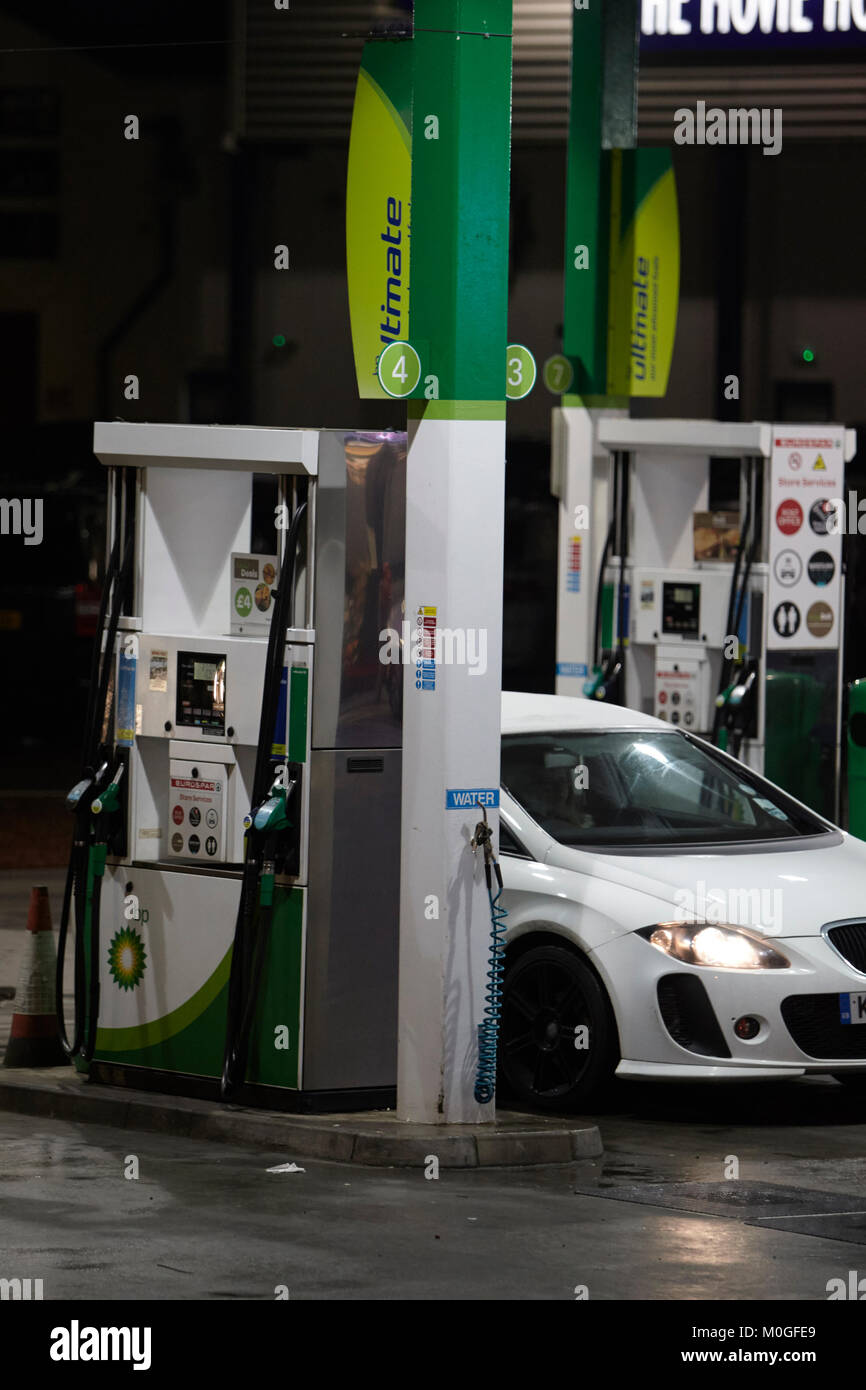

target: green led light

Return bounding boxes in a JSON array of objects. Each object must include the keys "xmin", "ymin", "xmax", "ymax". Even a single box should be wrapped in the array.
[
  {"xmin": 272, "ymin": 333, "xmax": 287, "ymax": 347},
  {"xmin": 802, "ymin": 347, "xmax": 815, "ymax": 363}
]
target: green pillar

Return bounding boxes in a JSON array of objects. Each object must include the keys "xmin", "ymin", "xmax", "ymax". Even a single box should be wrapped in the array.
[
  {"xmin": 407, "ymin": 0, "xmax": 513, "ymax": 418},
  {"xmin": 562, "ymin": 0, "xmax": 639, "ymax": 400}
]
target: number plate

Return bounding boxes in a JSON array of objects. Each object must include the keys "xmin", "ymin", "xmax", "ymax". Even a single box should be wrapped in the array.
[{"xmin": 839, "ymin": 992, "xmax": 866, "ymax": 1025}]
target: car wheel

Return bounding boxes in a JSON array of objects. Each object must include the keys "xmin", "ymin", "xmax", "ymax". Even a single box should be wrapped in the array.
[
  {"xmin": 833, "ymin": 1073, "xmax": 866, "ymax": 1090},
  {"xmin": 499, "ymin": 943, "xmax": 618, "ymax": 1112}
]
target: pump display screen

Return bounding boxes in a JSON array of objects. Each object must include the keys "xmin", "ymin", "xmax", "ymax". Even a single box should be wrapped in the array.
[
  {"xmin": 662, "ymin": 582, "xmax": 700, "ymax": 639},
  {"xmin": 176, "ymin": 651, "xmax": 226, "ymax": 732}
]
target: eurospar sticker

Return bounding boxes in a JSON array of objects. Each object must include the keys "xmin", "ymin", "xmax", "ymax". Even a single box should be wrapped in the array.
[
  {"xmin": 168, "ymin": 769, "xmax": 224, "ymax": 860},
  {"xmin": 767, "ymin": 431, "xmax": 843, "ymax": 651}
]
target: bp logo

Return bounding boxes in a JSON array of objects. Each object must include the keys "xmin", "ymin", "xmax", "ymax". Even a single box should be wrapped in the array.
[{"xmin": 108, "ymin": 926, "xmax": 147, "ymax": 991}]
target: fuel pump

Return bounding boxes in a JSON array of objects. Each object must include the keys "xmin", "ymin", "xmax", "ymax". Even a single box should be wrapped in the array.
[
  {"xmin": 59, "ymin": 424, "xmax": 407, "ymax": 1112},
  {"xmin": 553, "ymin": 415, "xmax": 857, "ymax": 820}
]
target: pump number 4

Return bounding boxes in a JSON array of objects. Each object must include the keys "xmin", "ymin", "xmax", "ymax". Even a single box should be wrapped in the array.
[
  {"xmin": 377, "ymin": 341, "xmax": 422, "ymax": 399},
  {"xmin": 505, "ymin": 345, "xmax": 536, "ymax": 401}
]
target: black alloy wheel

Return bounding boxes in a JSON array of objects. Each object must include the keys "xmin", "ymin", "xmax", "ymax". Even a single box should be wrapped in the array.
[{"xmin": 499, "ymin": 943, "xmax": 617, "ymax": 1112}]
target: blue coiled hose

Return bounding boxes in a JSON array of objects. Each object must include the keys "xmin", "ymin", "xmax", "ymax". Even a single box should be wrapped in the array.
[{"xmin": 473, "ymin": 811, "xmax": 508, "ymax": 1105}]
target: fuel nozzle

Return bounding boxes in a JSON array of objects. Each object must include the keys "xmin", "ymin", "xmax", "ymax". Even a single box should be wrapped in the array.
[
  {"xmin": 91, "ymin": 762, "xmax": 125, "ymax": 817},
  {"xmin": 583, "ymin": 657, "xmax": 622, "ymax": 702},
  {"xmin": 243, "ymin": 774, "xmax": 299, "ymax": 907},
  {"xmin": 67, "ymin": 761, "xmax": 109, "ymax": 814},
  {"xmin": 243, "ymin": 774, "xmax": 297, "ymax": 837}
]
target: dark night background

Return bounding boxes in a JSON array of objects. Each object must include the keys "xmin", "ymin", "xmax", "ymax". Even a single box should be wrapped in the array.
[{"xmin": 0, "ymin": 0, "xmax": 863, "ymax": 855}]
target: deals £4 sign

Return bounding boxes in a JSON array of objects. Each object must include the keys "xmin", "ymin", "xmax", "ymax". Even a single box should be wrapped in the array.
[{"xmin": 767, "ymin": 430, "xmax": 844, "ymax": 651}]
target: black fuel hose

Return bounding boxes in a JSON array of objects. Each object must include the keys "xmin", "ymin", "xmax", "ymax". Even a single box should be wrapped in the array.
[
  {"xmin": 56, "ymin": 826, "xmax": 86, "ymax": 1057},
  {"xmin": 221, "ymin": 501, "xmax": 307, "ymax": 1101},
  {"xmin": 592, "ymin": 519, "xmax": 615, "ymax": 672},
  {"xmin": 80, "ymin": 470, "xmax": 122, "ymax": 768},
  {"xmin": 79, "ymin": 869, "xmax": 103, "ymax": 1063},
  {"xmin": 57, "ymin": 476, "xmax": 133, "ymax": 1059},
  {"xmin": 712, "ymin": 462, "xmax": 753, "ymax": 743}
]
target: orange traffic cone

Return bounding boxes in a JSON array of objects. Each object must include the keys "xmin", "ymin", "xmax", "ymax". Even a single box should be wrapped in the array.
[{"xmin": 3, "ymin": 886, "xmax": 68, "ymax": 1068}]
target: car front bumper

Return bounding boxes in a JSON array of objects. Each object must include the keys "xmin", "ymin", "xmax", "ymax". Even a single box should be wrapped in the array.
[{"xmin": 591, "ymin": 929, "xmax": 866, "ymax": 1078}]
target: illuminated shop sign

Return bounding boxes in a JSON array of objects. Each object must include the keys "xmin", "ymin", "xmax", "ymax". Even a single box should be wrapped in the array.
[{"xmin": 641, "ymin": 0, "xmax": 866, "ymax": 50}]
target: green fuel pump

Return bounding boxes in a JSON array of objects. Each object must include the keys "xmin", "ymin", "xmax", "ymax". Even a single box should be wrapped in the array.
[
  {"xmin": 58, "ymin": 424, "xmax": 406, "ymax": 1114},
  {"xmin": 764, "ymin": 670, "xmax": 825, "ymax": 815},
  {"xmin": 848, "ymin": 679, "xmax": 866, "ymax": 841}
]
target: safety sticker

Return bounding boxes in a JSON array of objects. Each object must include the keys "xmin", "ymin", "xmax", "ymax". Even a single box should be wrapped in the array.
[
  {"xmin": 416, "ymin": 605, "xmax": 437, "ymax": 691},
  {"xmin": 566, "ymin": 536, "xmax": 582, "ymax": 593}
]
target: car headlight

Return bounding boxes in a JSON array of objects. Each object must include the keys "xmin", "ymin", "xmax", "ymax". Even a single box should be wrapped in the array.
[{"xmin": 643, "ymin": 922, "xmax": 790, "ymax": 970}]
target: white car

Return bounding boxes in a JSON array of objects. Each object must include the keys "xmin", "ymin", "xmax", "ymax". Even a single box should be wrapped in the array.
[{"xmin": 497, "ymin": 691, "xmax": 866, "ymax": 1111}]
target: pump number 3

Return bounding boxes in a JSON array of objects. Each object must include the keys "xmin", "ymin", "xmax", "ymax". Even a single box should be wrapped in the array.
[
  {"xmin": 505, "ymin": 345, "xmax": 537, "ymax": 401},
  {"xmin": 377, "ymin": 341, "xmax": 422, "ymax": 399}
]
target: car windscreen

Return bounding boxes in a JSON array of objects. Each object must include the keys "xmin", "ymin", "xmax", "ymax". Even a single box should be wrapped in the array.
[{"xmin": 501, "ymin": 729, "xmax": 828, "ymax": 849}]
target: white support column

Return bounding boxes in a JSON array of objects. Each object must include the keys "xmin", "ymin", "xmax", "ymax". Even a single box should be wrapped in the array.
[{"xmin": 397, "ymin": 415, "xmax": 505, "ymax": 1124}]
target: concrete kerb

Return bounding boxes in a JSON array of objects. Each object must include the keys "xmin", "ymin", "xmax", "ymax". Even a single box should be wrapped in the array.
[{"xmin": 0, "ymin": 1068, "xmax": 603, "ymax": 1168}]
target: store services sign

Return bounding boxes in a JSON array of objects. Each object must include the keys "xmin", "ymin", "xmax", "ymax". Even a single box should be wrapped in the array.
[
  {"xmin": 641, "ymin": 0, "xmax": 866, "ymax": 50},
  {"xmin": 767, "ymin": 430, "xmax": 844, "ymax": 652}
]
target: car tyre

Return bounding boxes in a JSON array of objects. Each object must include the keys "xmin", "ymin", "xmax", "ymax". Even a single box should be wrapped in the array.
[{"xmin": 499, "ymin": 943, "xmax": 618, "ymax": 1112}]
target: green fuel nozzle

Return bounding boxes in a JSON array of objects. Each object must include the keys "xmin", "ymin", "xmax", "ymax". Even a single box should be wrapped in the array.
[
  {"xmin": 583, "ymin": 665, "xmax": 604, "ymax": 699},
  {"xmin": 91, "ymin": 763, "xmax": 125, "ymax": 816},
  {"xmin": 242, "ymin": 777, "xmax": 298, "ymax": 909},
  {"xmin": 243, "ymin": 776, "xmax": 296, "ymax": 837}
]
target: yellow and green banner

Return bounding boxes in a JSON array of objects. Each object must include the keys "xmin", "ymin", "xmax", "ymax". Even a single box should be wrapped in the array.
[
  {"xmin": 346, "ymin": 42, "xmax": 412, "ymax": 400},
  {"xmin": 606, "ymin": 147, "xmax": 679, "ymax": 398},
  {"xmin": 561, "ymin": 0, "xmax": 679, "ymax": 401}
]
